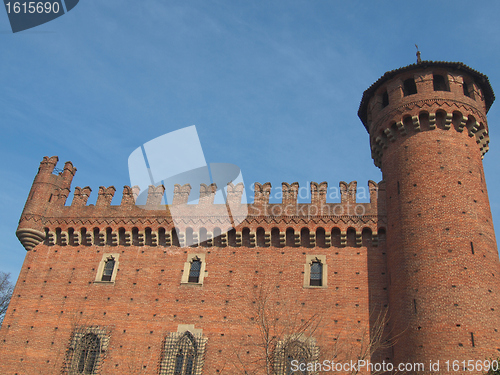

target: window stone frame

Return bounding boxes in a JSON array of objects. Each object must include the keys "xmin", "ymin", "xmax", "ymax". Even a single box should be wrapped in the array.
[
  {"xmin": 181, "ymin": 253, "xmax": 207, "ymax": 285},
  {"xmin": 303, "ymin": 255, "xmax": 327, "ymax": 288},
  {"xmin": 159, "ymin": 325, "xmax": 208, "ymax": 375},
  {"xmin": 65, "ymin": 326, "xmax": 110, "ymax": 375},
  {"xmin": 94, "ymin": 253, "xmax": 120, "ymax": 283},
  {"xmin": 274, "ymin": 333, "xmax": 319, "ymax": 375}
]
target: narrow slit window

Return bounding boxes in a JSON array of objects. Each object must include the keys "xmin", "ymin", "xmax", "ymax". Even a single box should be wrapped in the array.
[
  {"xmin": 463, "ymin": 81, "xmax": 471, "ymax": 97},
  {"xmin": 382, "ymin": 91, "xmax": 389, "ymax": 108},
  {"xmin": 471, "ymin": 242, "xmax": 475, "ymax": 255},
  {"xmin": 310, "ymin": 261, "xmax": 323, "ymax": 286},
  {"xmin": 188, "ymin": 258, "xmax": 202, "ymax": 283},
  {"xmin": 101, "ymin": 257, "xmax": 115, "ymax": 282}
]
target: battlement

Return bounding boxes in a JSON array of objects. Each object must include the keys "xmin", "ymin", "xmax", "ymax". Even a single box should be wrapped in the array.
[
  {"xmin": 358, "ymin": 61, "xmax": 494, "ymax": 168},
  {"xmin": 16, "ymin": 157, "xmax": 387, "ymax": 250},
  {"xmin": 370, "ymin": 106, "xmax": 490, "ymax": 167}
]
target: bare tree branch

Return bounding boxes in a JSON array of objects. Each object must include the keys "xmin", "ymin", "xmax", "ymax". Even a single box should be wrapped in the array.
[
  {"xmin": 0, "ymin": 271, "xmax": 14, "ymax": 326},
  {"xmin": 228, "ymin": 281, "xmax": 395, "ymax": 375}
]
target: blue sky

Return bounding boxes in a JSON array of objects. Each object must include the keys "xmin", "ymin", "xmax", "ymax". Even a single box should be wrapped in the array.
[{"xmin": 1, "ymin": 1, "xmax": 500, "ymax": 282}]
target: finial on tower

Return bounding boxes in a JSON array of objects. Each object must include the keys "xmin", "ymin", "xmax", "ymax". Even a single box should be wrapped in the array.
[{"xmin": 415, "ymin": 44, "xmax": 421, "ymax": 63}]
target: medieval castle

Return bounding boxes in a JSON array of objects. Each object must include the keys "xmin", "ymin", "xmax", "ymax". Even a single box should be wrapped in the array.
[{"xmin": 0, "ymin": 60, "xmax": 499, "ymax": 374}]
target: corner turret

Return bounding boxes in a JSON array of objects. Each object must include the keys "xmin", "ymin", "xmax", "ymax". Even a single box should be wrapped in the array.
[{"xmin": 16, "ymin": 156, "xmax": 76, "ymax": 250}]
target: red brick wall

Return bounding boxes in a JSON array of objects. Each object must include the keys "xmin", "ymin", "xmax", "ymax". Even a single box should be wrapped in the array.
[{"xmin": 0, "ymin": 235, "xmax": 387, "ymax": 374}]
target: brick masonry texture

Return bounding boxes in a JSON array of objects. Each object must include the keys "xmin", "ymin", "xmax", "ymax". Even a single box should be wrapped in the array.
[{"xmin": 0, "ymin": 61, "xmax": 499, "ymax": 375}]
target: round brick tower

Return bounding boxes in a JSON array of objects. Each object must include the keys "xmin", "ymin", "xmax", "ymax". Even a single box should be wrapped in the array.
[{"xmin": 359, "ymin": 61, "xmax": 500, "ymax": 372}]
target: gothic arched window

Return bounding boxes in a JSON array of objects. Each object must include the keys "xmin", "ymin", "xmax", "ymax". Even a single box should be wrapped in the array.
[
  {"xmin": 274, "ymin": 337, "xmax": 318, "ymax": 375},
  {"xmin": 160, "ymin": 329, "xmax": 208, "ymax": 375},
  {"xmin": 285, "ymin": 341, "xmax": 309, "ymax": 375},
  {"xmin": 67, "ymin": 327, "xmax": 109, "ymax": 375},
  {"xmin": 76, "ymin": 333, "xmax": 101, "ymax": 374},
  {"xmin": 174, "ymin": 333, "xmax": 196, "ymax": 375}
]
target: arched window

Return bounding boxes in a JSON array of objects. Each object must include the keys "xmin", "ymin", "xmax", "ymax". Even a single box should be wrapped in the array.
[
  {"xmin": 76, "ymin": 333, "xmax": 101, "ymax": 374},
  {"xmin": 403, "ymin": 78, "xmax": 417, "ymax": 96},
  {"xmin": 174, "ymin": 333, "xmax": 196, "ymax": 375},
  {"xmin": 310, "ymin": 260, "xmax": 323, "ymax": 287},
  {"xmin": 160, "ymin": 330, "xmax": 207, "ymax": 375},
  {"xmin": 101, "ymin": 257, "xmax": 115, "ymax": 282},
  {"xmin": 285, "ymin": 342, "xmax": 309, "ymax": 375},
  {"xmin": 433, "ymin": 74, "xmax": 449, "ymax": 91},
  {"xmin": 188, "ymin": 258, "xmax": 202, "ymax": 283}
]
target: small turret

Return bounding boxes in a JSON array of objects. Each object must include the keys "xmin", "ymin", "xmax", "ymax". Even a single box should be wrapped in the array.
[{"xmin": 16, "ymin": 156, "xmax": 76, "ymax": 250}]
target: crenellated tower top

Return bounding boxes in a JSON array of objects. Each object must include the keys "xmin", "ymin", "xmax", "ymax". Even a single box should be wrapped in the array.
[{"xmin": 358, "ymin": 61, "xmax": 495, "ymax": 167}]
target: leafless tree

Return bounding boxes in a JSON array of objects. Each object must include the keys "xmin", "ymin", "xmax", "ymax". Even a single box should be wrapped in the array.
[
  {"xmin": 0, "ymin": 271, "xmax": 14, "ymax": 326},
  {"xmin": 220, "ymin": 282, "xmax": 394, "ymax": 375}
]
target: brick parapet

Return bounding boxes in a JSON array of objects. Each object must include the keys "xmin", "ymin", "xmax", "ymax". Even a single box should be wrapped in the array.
[{"xmin": 16, "ymin": 157, "xmax": 386, "ymax": 251}]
